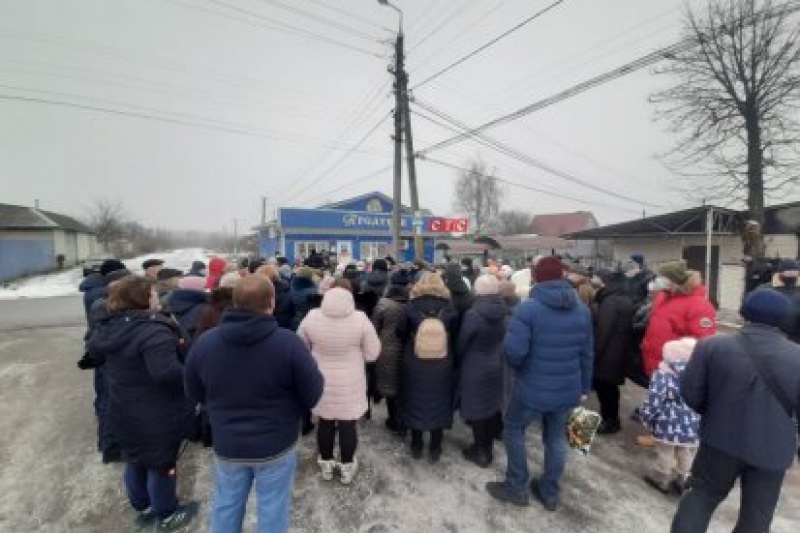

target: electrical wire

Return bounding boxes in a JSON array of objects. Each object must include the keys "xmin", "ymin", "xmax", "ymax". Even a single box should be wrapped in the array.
[
  {"xmin": 304, "ymin": 0, "xmax": 391, "ymax": 33},
  {"xmin": 408, "ymin": 0, "xmax": 490, "ymax": 54},
  {"xmin": 417, "ymin": 0, "xmax": 800, "ymax": 154},
  {"xmin": 411, "ymin": 99, "xmax": 661, "ymax": 208},
  {"xmin": 412, "ymin": 0, "xmax": 567, "ymax": 90},
  {"xmin": 292, "ymin": 165, "xmax": 392, "ymax": 206},
  {"xmin": 256, "ymin": 0, "xmax": 381, "ymax": 43}
]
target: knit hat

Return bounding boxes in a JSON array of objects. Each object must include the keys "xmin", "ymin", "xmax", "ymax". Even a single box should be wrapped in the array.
[
  {"xmin": 630, "ymin": 253, "xmax": 645, "ymax": 268},
  {"xmin": 100, "ymin": 259, "xmax": 127, "ymax": 276},
  {"xmin": 296, "ymin": 266, "xmax": 314, "ymax": 279},
  {"xmin": 777, "ymin": 259, "xmax": 799, "ymax": 273},
  {"xmin": 219, "ymin": 272, "xmax": 241, "ymax": 288},
  {"xmin": 142, "ymin": 258, "xmax": 164, "ymax": 270},
  {"xmin": 534, "ymin": 256, "xmax": 565, "ymax": 283},
  {"xmin": 658, "ymin": 261, "xmax": 689, "ymax": 285},
  {"xmin": 372, "ymin": 258, "xmax": 388, "ymax": 272},
  {"xmin": 391, "ymin": 269, "xmax": 411, "ymax": 287},
  {"xmin": 179, "ymin": 276, "xmax": 207, "ymax": 291},
  {"xmin": 740, "ymin": 288, "xmax": 792, "ymax": 328},
  {"xmin": 156, "ymin": 268, "xmax": 183, "ymax": 281},
  {"xmin": 474, "ymin": 275, "xmax": 499, "ymax": 295},
  {"xmin": 662, "ymin": 337, "xmax": 697, "ymax": 363}
]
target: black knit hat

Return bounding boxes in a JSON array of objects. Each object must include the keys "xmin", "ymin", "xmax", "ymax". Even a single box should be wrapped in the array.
[
  {"xmin": 100, "ymin": 259, "xmax": 126, "ymax": 276},
  {"xmin": 740, "ymin": 288, "xmax": 791, "ymax": 328}
]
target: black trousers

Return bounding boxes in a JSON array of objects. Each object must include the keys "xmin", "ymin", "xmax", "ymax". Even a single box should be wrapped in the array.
[
  {"xmin": 317, "ymin": 419, "xmax": 358, "ymax": 463},
  {"xmin": 593, "ymin": 379, "xmax": 620, "ymax": 421},
  {"xmin": 469, "ymin": 417, "xmax": 495, "ymax": 454},
  {"xmin": 410, "ymin": 429, "xmax": 443, "ymax": 452},
  {"xmin": 386, "ymin": 398, "xmax": 400, "ymax": 424},
  {"xmin": 671, "ymin": 444, "xmax": 785, "ymax": 533}
]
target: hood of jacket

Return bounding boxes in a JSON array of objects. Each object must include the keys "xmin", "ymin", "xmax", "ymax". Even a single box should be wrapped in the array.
[
  {"xmin": 208, "ymin": 257, "xmax": 227, "ymax": 277},
  {"xmin": 410, "ymin": 294, "xmax": 449, "ymax": 315},
  {"xmin": 291, "ymin": 275, "xmax": 316, "ymax": 292},
  {"xmin": 79, "ymin": 273, "xmax": 107, "ymax": 293},
  {"xmin": 87, "ymin": 309, "xmax": 175, "ymax": 354},
  {"xmin": 472, "ymin": 294, "xmax": 507, "ymax": 324},
  {"xmin": 443, "ymin": 271, "xmax": 470, "ymax": 295},
  {"xmin": 217, "ymin": 308, "xmax": 279, "ymax": 346},
  {"xmin": 366, "ymin": 270, "xmax": 389, "ymax": 289},
  {"xmin": 321, "ymin": 287, "xmax": 355, "ymax": 318},
  {"xmin": 532, "ymin": 279, "xmax": 578, "ymax": 310},
  {"xmin": 168, "ymin": 289, "xmax": 208, "ymax": 314}
]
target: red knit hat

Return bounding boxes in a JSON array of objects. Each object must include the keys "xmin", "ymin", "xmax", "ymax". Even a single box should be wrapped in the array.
[{"xmin": 534, "ymin": 256, "xmax": 565, "ymax": 282}]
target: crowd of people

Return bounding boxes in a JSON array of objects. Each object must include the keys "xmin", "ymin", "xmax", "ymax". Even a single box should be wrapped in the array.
[{"xmin": 76, "ymin": 251, "xmax": 800, "ymax": 533}]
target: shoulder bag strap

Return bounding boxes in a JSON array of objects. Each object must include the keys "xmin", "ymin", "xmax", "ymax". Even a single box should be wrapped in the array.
[{"xmin": 737, "ymin": 333, "xmax": 795, "ymax": 418}]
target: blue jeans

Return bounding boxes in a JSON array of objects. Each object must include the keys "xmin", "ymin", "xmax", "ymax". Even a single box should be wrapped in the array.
[
  {"xmin": 502, "ymin": 399, "xmax": 570, "ymax": 502},
  {"xmin": 211, "ymin": 449, "xmax": 298, "ymax": 533},
  {"xmin": 124, "ymin": 463, "xmax": 178, "ymax": 519}
]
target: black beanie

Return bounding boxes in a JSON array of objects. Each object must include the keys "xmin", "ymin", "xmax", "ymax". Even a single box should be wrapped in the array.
[
  {"xmin": 100, "ymin": 259, "xmax": 126, "ymax": 276},
  {"xmin": 740, "ymin": 288, "xmax": 791, "ymax": 328}
]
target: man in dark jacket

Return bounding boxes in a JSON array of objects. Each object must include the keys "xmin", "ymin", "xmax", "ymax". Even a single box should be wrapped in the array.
[
  {"xmin": 770, "ymin": 259, "xmax": 800, "ymax": 342},
  {"xmin": 626, "ymin": 253, "xmax": 654, "ymax": 309},
  {"xmin": 185, "ymin": 275, "xmax": 324, "ymax": 533},
  {"xmin": 79, "ymin": 259, "xmax": 127, "ymax": 322},
  {"xmin": 486, "ymin": 256, "xmax": 593, "ymax": 511},
  {"xmin": 671, "ymin": 288, "xmax": 800, "ymax": 533}
]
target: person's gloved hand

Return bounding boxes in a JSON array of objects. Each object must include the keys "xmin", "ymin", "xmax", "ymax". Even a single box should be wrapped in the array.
[{"xmin": 77, "ymin": 353, "xmax": 98, "ymax": 370}]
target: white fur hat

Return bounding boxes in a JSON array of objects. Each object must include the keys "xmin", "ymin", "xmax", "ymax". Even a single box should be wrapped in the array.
[{"xmin": 474, "ymin": 274, "xmax": 499, "ymax": 295}]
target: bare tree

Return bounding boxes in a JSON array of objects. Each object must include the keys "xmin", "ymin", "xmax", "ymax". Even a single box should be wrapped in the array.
[
  {"xmin": 88, "ymin": 198, "xmax": 126, "ymax": 250},
  {"xmin": 453, "ymin": 160, "xmax": 504, "ymax": 234},
  {"xmin": 652, "ymin": 0, "xmax": 800, "ymax": 257},
  {"xmin": 493, "ymin": 210, "xmax": 532, "ymax": 235}
]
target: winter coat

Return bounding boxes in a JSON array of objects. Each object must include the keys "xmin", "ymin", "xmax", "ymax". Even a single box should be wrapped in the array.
[
  {"xmin": 456, "ymin": 295, "xmax": 508, "ymax": 421},
  {"xmin": 297, "ymin": 288, "xmax": 381, "ymax": 421},
  {"xmin": 640, "ymin": 358, "xmax": 700, "ymax": 446},
  {"xmin": 402, "ymin": 295, "xmax": 459, "ymax": 431},
  {"xmin": 205, "ymin": 257, "xmax": 227, "ymax": 290},
  {"xmin": 628, "ymin": 269, "xmax": 655, "ymax": 308},
  {"xmin": 272, "ymin": 278, "xmax": 295, "ymax": 330},
  {"xmin": 771, "ymin": 278, "xmax": 800, "ymax": 343},
  {"xmin": 167, "ymin": 289, "xmax": 209, "ymax": 341},
  {"xmin": 86, "ymin": 309, "xmax": 193, "ymax": 468},
  {"xmin": 505, "ymin": 279, "xmax": 594, "ymax": 412},
  {"xmin": 372, "ymin": 295, "xmax": 407, "ymax": 398},
  {"xmin": 193, "ymin": 287, "xmax": 234, "ymax": 340},
  {"xmin": 681, "ymin": 324, "xmax": 800, "ymax": 471},
  {"xmin": 363, "ymin": 270, "xmax": 389, "ymax": 299},
  {"xmin": 642, "ymin": 285, "xmax": 716, "ymax": 377},
  {"xmin": 593, "ymin": 281, "xmax": 634, "ymax": 385},
  {"xmin": 290, "ymin": 276, "xmax": 317, "ymax": 331},
  {"xmin": 79, "ymin": 274, "xmax": 108, "ymax": 322},
  {"xmin": 185, "ymin": 309, "xmax": 323, "ymax": 460},
  {"xmin": 443, "ymin": 273, "xmax": 474, "ymax": 323}
]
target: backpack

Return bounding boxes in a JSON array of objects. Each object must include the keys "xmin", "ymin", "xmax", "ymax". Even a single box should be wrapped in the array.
[{"xmin": 414, "ymin": 310, "xmax": 449, "ymax": 360}]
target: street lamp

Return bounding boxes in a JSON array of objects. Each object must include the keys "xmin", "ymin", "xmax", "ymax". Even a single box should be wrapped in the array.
[{"xmin": 378, "ymin": 0, "xmax": 402, "ymax": 32}]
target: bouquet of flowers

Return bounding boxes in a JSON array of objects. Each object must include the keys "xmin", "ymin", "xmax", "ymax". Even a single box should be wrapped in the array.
[{"xmin": 565, "ymin": 407, "xmax": 602, "ymax": 455}]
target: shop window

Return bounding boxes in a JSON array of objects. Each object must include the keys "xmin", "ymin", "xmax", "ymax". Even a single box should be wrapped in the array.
[
  {"xmin": 295, "ymin": 242, "xmax": 329, "ymax": 260},
  {"xmin": 359, "ymin": 242, "xmax": 388, "ymax": 261}
]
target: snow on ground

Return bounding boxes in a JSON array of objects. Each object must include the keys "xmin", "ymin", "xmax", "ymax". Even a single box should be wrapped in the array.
[{"xmin": 0, "ymin": 248, "xmax": 215, "ymax": 300}]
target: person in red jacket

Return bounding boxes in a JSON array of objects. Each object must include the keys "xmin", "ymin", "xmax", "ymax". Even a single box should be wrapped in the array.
[{"xmin": 641, "ymin": 262, "xmax": 717, "ymax": 378}]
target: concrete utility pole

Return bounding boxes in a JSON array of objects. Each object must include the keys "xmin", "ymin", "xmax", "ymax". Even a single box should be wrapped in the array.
[
  {"xmin": 401, "ymin": 74, "xmax": 423, "ymax": 260},
  {"xmin": 261, "ymin": 196, "xmax": 268, "ymax": 226},
  {"xmin": 381, "ymin": 0, "xmax": 404, "ymax": 260},
  {"xmin": 233, "ymin": 218, "xmax": 238, "ymax": 255}
]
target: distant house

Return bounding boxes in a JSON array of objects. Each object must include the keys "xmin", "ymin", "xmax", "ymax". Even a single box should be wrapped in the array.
[
  {"xmin": 0, "ymin": 203, "xmax": 98, "ymax": 281},
  {"xmin": 531, "ymin": 211, "xmax": 598, "ymax": 236}
]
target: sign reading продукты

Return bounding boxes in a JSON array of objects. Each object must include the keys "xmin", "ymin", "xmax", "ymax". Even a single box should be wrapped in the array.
[{"xmin": 427, "ymin": 218, "xmax": 469, "ymax": 233}]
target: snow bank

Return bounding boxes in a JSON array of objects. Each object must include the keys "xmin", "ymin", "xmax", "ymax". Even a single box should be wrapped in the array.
[{"xmin": 0, "ymin": 248, "xmax": 215, "ymax": 300}]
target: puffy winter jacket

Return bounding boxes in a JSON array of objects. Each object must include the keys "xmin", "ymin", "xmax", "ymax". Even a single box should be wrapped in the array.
[
  {"xmin": 640, "ymin": 357, "xmax": 700, "ymax": 446},
  {"xmin": 297, "ymin": 288, "xmax": 381, "ymax": 421},
  {"xmin": 504, "ymin": 279, "xmax": 594, "ymax": 411},
  {"xmin": 79, "ymin": 273, "xmax": 108, "ymax": 322},
  {"xmin": 641, "ymin": 285, "xmax": 716, "ymax": 377},
  {"xmin": 290, "ymin": 276, "xmax": 318, "ymax": 331},
  {"xmin": 372, "ymin": 294, "xmax": 407, "ymax": 398},
  {"xmin": 272, "ymin": 277, "xmax": 295, "ymax": 330},
  {"xmin": 167, "ymin": 289, "xmax": 209, "ymax": 341}
]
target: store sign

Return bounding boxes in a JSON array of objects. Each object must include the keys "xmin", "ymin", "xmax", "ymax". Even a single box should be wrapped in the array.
[
  {"xmin": 427, "ymin": 218, "xmax": 469, "ymax": 233},
  {"xmin": 342, "ymin": 213, "xmax": 398, "ymax": 229},
  {"xmin": 280, "ymin": 208, "xmax": 434, "ymax": 232}
]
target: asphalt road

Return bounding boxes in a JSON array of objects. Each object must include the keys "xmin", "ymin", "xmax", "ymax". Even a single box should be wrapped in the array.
[{"xmin": 0, "ymin": 297, "xmax": 797, "ymax": 533}]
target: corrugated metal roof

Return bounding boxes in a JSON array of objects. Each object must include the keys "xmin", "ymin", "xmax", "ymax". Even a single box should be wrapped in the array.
[{"xmin": 0, "ymin": 203, "xmax": 95, "ymax": 233}]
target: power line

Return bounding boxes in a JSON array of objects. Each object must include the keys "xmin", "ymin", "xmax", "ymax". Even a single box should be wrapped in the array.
[
  {"xmin": 408, "ymin": 0, "xmax": 488, "ymax": 54},
  {"xmin": 256, "ymin": 0, "xmax": 381, "ymax": 43},
  {"xmin": 417, "ymin": 1, "xmax": 800, "ymax": 155},
  {"xmin": 0, "ymin": 88, "xmax": 386, "ymax": 154},
  {"xmin": 304, "ymin": 0, "xmax": 391, "ymax": 33},
  {"xmin": 412, "ymin": 99, "xmax": 661, "ymax": 208},
  {"xmin": 294, "ymin": 165, "xmax": 392, "ymax": 206},
  {"xmin": 412, "ymin": 0, "xmax": 567, "ymax": 90}
]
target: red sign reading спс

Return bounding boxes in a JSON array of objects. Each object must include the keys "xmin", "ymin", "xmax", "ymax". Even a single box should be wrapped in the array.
[{"xmin": 427, "ymin": 218, "xmax": 469, "ymax": 233}]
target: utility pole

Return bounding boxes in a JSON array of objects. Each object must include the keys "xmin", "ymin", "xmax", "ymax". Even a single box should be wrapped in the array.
[
  {"xmin": 261, "ymin": 196, "xmax": 268, "ymax": 226},
  {"xmin": 391, "ymin": 27, "xmax": 404, "ymax": 260},
  {"xmin": 233, "ymin": 218, "xmax": 238, "ymax": 255},
  {"xmin": 401, "ymin": 71, "xmax": 423, "ymax": 260}
]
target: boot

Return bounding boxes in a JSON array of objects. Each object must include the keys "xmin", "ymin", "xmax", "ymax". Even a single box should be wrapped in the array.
[
  {"xmin": 597, "ymin": 418, "xmax": 621, "ymax": 435},
  {"xmin": 339, "ymin": 457, "xmax": 359, "ymax": 485},
  {"xmin": 317, "ymin": 457, "xmax": 336, "ymax": 481},
  {"xmin": 485, "ymin": 481, "xmax": 529, "ymax": 506},
  {"xmin": 154, "ymin": 502, "xmax": 199, "ymax": 533},
  {"xmin": 462, "ymin": 445, "xmax": 491, "ymax": 468}
]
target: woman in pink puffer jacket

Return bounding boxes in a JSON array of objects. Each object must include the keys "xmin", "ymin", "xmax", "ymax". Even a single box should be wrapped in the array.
[{"xmin": 297, "ymin": 287, "xmax": 381, "ymax": 485}]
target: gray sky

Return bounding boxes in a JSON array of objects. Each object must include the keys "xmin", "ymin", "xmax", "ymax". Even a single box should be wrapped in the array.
[{"xmin": 1, "ymin": 0, "xmax": 756, "ymax": 233}]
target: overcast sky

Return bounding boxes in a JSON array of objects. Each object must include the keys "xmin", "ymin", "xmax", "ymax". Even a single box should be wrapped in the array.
[{"xmin": 2, "ymin": 0, "xmax": 770, "ymax": 233}]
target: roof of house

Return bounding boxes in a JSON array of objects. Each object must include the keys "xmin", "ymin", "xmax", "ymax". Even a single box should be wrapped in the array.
[
  {"xmin": 564, "ymin": 205, "xmax": 741, "ymax": 240},
  {"xmin": 530, "ymin": 211, "xmax": 597, "ymax": 237},
  {"xmin": 0, "ymin": 203, "xmax": 95, "ymax": 233}
]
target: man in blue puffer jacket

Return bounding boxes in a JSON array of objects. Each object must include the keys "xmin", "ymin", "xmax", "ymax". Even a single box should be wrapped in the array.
[{"xmin": 486, "ymin": 256, "xmax": 593, "ymax": 511}]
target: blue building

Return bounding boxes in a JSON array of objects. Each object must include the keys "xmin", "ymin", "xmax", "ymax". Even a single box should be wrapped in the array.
[{"xmin": 257, "ymin": 192, "xmax": 438, "ymax": 264}]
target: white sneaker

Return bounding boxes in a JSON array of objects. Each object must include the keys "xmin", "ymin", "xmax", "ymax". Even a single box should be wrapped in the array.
[
  {"xmin": 339, "ymin": 457, "xmax": 359, "ymax": 485},
  {"xmin": 317, "ymin": 457, "xmax": 335, "ymax": 481}
]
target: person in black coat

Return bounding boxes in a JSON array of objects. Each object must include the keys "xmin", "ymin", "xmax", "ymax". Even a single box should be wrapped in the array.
[
  {"xmin": 85, "ymin": 276, "xmax": 197, "ymax": 531},
  {"xmin": 456, "ymin": 275, "xmax": 508, "ymax": 467},
  {"xmin": 592, "ymin": 271, "xmax": 635, "ymax": 434},
  {"xmin": 671, "ymin": 288, "xmax": 800, "ymax": 533},
  {"xmin": 442, "ymin": 262, "xmax": 474, "ymax": 350},
  {"xmin": 402, "ymin": 273, "xmax": 459, "ymax": 462},
  {"xmin": 255, "ymin": 264, "xmax": 295, "ymax": 330},
  {"xmin": 166, "ymin": 277, "xmax": 210, "ymax": 345},
  {"xmin": 290, "ymin": 267, "xmax": 318, "ymax": 331},
  {"xmin": 768, "ymin": 259, "xmax": 800, "ymax": 342},
  {"xmin": 362, "ymin": 258, "xmax": 390, "ymax": 299}
]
